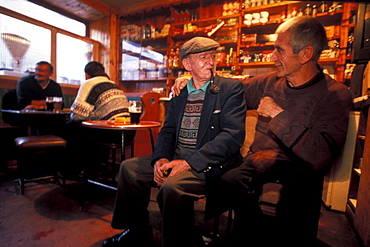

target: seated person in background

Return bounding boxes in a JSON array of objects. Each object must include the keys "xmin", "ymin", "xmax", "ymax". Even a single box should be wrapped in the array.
[
  {"xmin": 173, "ymin": 16, "xmax": 353, "ymax": 247},
  {"xmin": 103, "ymin": 37, "xmax": 246, "ymax": 247},
  {"xmin": 65, "ymin": 61, "xmax": 135, "ymax": 176},
  {"xmin": 16, "ymin": 61, "xmax": 63, "ymax": 110},
  {"xmin": 69, "ymin": 61, "xmax": 130, "ymax": 123}
]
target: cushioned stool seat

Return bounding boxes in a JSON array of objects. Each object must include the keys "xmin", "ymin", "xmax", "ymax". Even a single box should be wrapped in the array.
[{"xmin": 14, "ymin": 135, "xmax": 67, "ymax": 195}]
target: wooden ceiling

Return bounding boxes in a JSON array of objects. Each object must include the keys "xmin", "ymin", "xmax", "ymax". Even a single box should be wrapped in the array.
[
  {"xmin": 30, "ymin": 0, "xmax": 188, "ymax": 23},
  {"xmin": 27, "ymin": 0, "xmax": 364, "ymax": 23}
]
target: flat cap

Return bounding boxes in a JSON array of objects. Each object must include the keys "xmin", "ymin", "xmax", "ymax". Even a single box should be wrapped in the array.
[{"xmin": 180, "ymin": 36, "xmax": 220, "ymax": 60}]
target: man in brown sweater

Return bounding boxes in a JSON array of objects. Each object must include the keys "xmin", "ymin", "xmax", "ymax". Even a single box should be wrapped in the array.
[{"xmin": 173, "ymin": 16, "xmax": 353, "ymax": 246}]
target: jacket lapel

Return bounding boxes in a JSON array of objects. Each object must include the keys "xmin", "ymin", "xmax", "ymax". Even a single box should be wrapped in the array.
[
  {"xmin": 174, "ymin": 89, "xmax": 188, "ymax": 144},
  {"xmin": 196, "ymin": 83, "xmax": 217, "ymax": 148}
]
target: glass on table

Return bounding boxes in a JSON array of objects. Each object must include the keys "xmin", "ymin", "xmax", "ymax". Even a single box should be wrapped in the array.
[
  {"xmin": 129, "ymin": 100, "xmax": 142, "ymax": 124},
  {"xmin": 46, "ymin": 96, "xmax": 63, "ymax": 112}
]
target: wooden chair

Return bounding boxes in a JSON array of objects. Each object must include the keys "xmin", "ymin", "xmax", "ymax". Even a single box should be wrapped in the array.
[
  {"xmin": 140, "ymin": 92, "xmax": 161, "ymax": 122},
  {"xmin": 140, "ymin": 92, "xmax": 162, "ymax": 151},
  {"xmin": 94, "ymin": 91, "xmax": 161, "ymax": 167},
  {"xmin": 212, "ymin": 109, "xmax": 356, "ymax": 245}
]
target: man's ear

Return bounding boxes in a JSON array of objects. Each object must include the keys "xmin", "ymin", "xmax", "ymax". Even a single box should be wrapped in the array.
[
  {"xmin": 182, "ymin": 58, "xmax": 192, "ymax": 71},
  {"xmin": 299, "ymin": 46, "xmax": 314, "ymax": 64},
  {"xmin": 85, "ymin": 73, "xmax": 91, "ymax": 79}
]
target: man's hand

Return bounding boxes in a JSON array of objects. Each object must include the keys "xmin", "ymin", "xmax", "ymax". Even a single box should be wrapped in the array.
[
  {"xmin": 161, "ymin": 159, "xmax": 191, "ymax": 177},
  {"xmin": 172, "ymin": 76, "xmax": 190, "ymax": 96},
  {"xmin": 257, "ymin": 96, "xmax": 284, "ymax": 118},
  {"xmin": 24, "ymin": 100, "xmax": 47, "ymax": 110},
  {"xmin": 153, "ymin": 159, "xmax": 191, "ymax": 186},
  {"xmin": 154, "ymin": 158, "xmax": 170, "ymax": 186}
]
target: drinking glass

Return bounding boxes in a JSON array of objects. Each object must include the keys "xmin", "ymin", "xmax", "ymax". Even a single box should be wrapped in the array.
[
  {"xmin": 52, "ymin": 97, "xmax": 63, "ymax": 113},
  {"xmin": 129, "ymin": 100, "xmax": 142, "ymax": 124}
]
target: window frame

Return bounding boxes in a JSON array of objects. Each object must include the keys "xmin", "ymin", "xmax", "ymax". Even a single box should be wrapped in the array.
[{"xmin": 0, "ymin": 6, "xmax": 100, "ymax": 87}]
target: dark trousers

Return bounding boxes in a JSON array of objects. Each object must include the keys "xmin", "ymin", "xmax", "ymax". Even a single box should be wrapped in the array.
[
  {"xmin": 222, "ymin": 160, "xmax": 324, "ymax": 247},
  {"xmin": 111, "ymin": 155, "xmax": 207, "ymax": 247}
]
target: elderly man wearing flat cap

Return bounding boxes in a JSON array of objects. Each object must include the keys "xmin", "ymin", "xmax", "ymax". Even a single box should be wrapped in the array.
[{"xmin": 103, "ymin": 36, "xmax": 246, "ymax": 247}]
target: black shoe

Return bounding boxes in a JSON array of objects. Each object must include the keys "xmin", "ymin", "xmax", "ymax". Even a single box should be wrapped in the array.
[{"xmin": 102, "ymin": 226, "xmax": 153, "ymax": 247}]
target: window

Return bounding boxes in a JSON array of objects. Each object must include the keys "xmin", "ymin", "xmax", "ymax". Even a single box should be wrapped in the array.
[
  {"xmin": 57, "ymin": 33, "xmax": 93, "ymax": 85},
  {"xmin": 0, "ymin": 0, "xmax": 85, "ymax": 36},
  {"xmin": 0, "ymin": 14, "xmax": 51, "ymax": 74},
  {"xmin": 0, "ymin": 0, "xmax": 96, "ymax": 85}
]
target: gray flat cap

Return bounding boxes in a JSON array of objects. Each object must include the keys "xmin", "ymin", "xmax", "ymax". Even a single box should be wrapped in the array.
[{"xmin": 180, "ymin": 36, "xmax": 220, "ymax": 60}]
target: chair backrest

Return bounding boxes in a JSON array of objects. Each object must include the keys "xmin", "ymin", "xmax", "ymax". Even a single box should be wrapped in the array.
[
  {"xmin": 2, "ymin": 89, "xmax": 19, "ymax": 110},
  {"xmin": 2, "ymin": 89, "xmax": 20, "ymax": 124},
  {"xmin": 140, "ymin": 92, "xmax": 161, "ymax": 122}
]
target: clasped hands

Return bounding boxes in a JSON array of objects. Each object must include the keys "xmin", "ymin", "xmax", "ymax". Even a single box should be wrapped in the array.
[{"xmin": 154, "ymin": 158, "xmax": 191, "ymax": 186}]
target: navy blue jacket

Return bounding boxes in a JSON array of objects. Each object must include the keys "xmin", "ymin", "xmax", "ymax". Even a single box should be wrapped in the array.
[{"xmin": 152, "ymin": 75, "xmax": 246, "ymax": 180}]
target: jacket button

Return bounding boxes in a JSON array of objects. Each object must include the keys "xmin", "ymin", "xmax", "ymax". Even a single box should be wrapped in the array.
[{"xmin": 211, "ymin": 126, "xmax": 215, "ymax": 129}]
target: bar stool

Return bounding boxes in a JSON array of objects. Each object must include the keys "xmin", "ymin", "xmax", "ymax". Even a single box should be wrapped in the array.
[{"xmin": 14, "ymin": 135, "xmax": 67, "ymax": 195}]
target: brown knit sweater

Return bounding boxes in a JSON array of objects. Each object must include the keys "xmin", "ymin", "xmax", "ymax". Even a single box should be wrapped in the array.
[{"xmin": 242, "ymin": 70, "xmax": 353, "ymax": 172}]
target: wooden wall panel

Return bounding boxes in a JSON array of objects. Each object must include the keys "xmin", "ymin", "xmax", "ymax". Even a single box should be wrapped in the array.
[
  {"xmin": 90, "ymin": 17, "xmax": 113, "ymax": 80},
  {"xmin": 89, "ymin": 14, "xmax": 120, "ymax": 83}
]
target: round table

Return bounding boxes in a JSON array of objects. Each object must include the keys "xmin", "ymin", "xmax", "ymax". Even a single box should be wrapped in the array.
[
  {"xmin": 81, "ymin": 120, "xmax": 161, "ymax": 191},
  {"xmin": 82, "ymin": 120, "xmax": 161, "ymax": 160},
  {"xmin": 0, "ymin": 109, "xmax": 70, "ymax": 135}
]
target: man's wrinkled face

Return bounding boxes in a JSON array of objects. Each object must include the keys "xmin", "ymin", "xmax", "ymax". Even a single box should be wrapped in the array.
[
  {"xmin": 34, "ymin": 64, "xmax": 52, "ymax": 82},
  {"xmin": 185, "ymin": 50, "xmax": 217, "ymax": 82},
  {"xmin": 271, "ymin": 31, "xmax": 303, "ymax": 79}
]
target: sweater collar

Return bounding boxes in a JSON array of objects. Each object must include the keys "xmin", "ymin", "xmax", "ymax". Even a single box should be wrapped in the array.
[{"xmin": 286, "ymin": 69, "xmax": 325, "ymax": 90}]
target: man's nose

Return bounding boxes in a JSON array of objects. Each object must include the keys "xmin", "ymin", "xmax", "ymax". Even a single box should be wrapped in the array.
[
  {"xmin": 207, "ymin": 56, "xmax": 215, "ymax": 65},
  {"xmin": 271, "ymin": 50, "xmax": 278, "ymax": 61}
]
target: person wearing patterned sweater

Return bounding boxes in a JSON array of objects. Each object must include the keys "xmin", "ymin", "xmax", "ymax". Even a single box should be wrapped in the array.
[
  {"xmin": 70, "ymin": 61, "xmax": 129, "ymax": 121},
  {"xmin": 103, "ymin": 37, "xmax": 246, "ymax": 247},
  {"xmin": 65, "ymin": 61, "xmax": 134, "ymax": 176}
]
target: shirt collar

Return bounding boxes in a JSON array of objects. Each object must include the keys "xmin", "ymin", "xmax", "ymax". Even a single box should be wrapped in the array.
[
  {"xmin": 187, "ymin": 78, "xmax": 211, "ymax": 94},
  {"xmin": 41, "ymin": 78, "xmax": 50, "ymax": 89}
]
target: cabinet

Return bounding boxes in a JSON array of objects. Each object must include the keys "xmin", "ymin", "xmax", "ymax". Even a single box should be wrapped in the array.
[
  {"xmin": 322, "ymin": 111, "xmax": 359, "ymax": 212},
  {"xmin": 347, "ymin": 96, "xmax": 370, "ymax": 246},
  {"xmin": 119, "ymin": 1, "xmax": 358, "ymax": 92},
  {"xmin": 353, "ymin": 3, "xmax": 370, "ymax": 63}
]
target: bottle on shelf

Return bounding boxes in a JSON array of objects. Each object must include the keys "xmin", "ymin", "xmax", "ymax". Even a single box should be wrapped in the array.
[
  {"xmin": 168, "ymin": 49, "xmax": 175, "ymax": 68},
  {"xmin": 347, "ymin": 31, "xmax": 354, "ymax": 57},
  {"xmin": 173, "ymin": 48, "xmax": 180, "ymax": 68},
  {"xmin": 297, "ymin": 8, "xmax": 304, "ymax": 16},
  {"xmin": 312, "ymin": 5, "xmax": 318, "ymax": 17},
  {"xmin": 304, "ymin": 4, "xmax": 312, "ymax": 16},
  {"xmin": 184, "ymin": 10, "xmax": 190, "ymax": 22},
  {"xmin": 320, "ymin": 2, "xmax": 328, "ymax": 13}
]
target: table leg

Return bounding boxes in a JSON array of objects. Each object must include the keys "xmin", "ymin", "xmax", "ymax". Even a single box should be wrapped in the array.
[
  {"xmin": 148, "ymin": 128, "xmax": 155, "ymax": 152},
  {"xmin": 121, "ymin": 131, "xmax": 125, "ymax": 161}
]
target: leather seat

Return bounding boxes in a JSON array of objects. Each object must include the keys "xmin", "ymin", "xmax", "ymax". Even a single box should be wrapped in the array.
[
  {"xmin": 14, "ymin": 135, "xmax": 66, "ymax": 195},
  {"xmin": 15, "ymin": 135, "xmax": 67, "ymax": 150}
]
